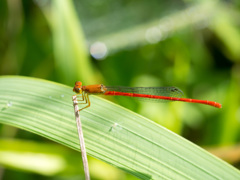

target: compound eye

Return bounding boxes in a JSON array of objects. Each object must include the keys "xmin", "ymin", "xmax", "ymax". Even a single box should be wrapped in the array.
[{"xmin": 75, "ymin": 81, "xmax": 82, "ymax": 86}]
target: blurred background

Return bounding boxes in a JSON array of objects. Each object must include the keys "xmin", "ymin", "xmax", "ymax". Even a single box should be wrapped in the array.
[{"xmin": 0, "ymin": 0, "xmax": 240, "ymax": 179}]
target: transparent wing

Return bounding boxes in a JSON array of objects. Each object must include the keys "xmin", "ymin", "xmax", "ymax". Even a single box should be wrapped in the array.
[{"xmin": 105, "ymin": 86, "xmax": 184, "ymax": 102}]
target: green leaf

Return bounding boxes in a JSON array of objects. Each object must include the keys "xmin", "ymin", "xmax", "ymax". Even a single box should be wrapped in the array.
[
  {"xmin": 0, "ymin": 76, "xmax": 239, "ymax": 179},
  {"xmin": 0, "ymin": 139, "xmax": 78, "ymax": 176},
  {"xmin": 49, "ymin": 0, "xmax": 97, "ymax": 85}
]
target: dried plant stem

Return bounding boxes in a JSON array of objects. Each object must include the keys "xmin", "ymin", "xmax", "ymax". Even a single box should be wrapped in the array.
[{"xmin": 72, "ymin": 95, "xmax": 90, "ymax": 180}]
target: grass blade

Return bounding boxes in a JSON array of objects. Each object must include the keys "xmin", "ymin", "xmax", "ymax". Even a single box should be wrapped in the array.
[{"xmin": 0, "ymin": 76, "xmax": 239, "ymax": 179}]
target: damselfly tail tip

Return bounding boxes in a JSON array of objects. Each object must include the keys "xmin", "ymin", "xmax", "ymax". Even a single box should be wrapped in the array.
[{"xmin": 216, "ymin": 103, "xmax": 222, "ymax": 108}]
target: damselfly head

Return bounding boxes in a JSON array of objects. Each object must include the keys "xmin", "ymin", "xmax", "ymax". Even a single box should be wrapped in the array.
[{"xmin": 73, "ymin": 81, "xmax": 82, "ymax": 93}]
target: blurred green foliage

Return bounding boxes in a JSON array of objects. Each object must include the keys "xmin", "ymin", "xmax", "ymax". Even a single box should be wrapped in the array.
[{"xmin": 0, "ymin": 0, "xmax": 240, "ymax": 179}]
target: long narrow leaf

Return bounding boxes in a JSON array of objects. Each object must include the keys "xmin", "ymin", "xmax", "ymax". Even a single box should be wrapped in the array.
[{"xmin": 0, "ymin": 76, "xmax": 239, "ymax": 179}]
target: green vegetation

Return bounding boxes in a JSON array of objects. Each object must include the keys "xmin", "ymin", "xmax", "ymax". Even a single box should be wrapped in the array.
[{"xmin": 1, "ymin": 0, "xmax": 240, "ymax": 179}]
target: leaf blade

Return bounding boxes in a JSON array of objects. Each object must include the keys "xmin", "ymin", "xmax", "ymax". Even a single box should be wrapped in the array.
[{"xmin": 0, "ymin": 76, "xmax": 239, "ymax": 179}]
